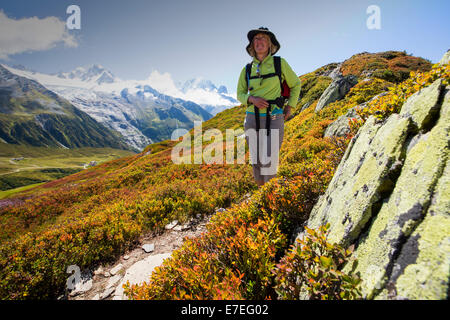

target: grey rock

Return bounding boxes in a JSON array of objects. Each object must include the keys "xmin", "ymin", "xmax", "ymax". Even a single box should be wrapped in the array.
[
  {"xmin": 165, "ymin": 220, "xmax": 178, "ymax": 230},
  {"xmin": 142, "ymin": 243, "xmax": 155, "ymax": 253},
  {"xmin": 324, "ymin": 107, "xmax": 360, "ymax": 137},
  {"xmin": 315, "ymin": 75, "xmax": 358, "ymax": 112},
  {"xmin": 400, "ymin": 78, "xmax": 444, "ymax": 130},
  {"xmin": 327, "ymin": 63, "xmax": 343, "ymax": 81},
  {"xmin": 348, "ymin": 104, "xmax": 449, "ymax": 298},
  {"xmin": 304, "ymin": 79, "xmax": 450, "ymax": 299},
  {"xmin": 392, "ymin": 85, "xmax": 450, "ymax": 300},
  {"xmin": 315, "ymin": 62, "xmax": 341, "ymax": 79},
  {"xmin": 307, "ymin": 114, "xmax": 411, "ymax": 246},
  {"xmin": 323, "ymin": 92, "xmax": 388, "ymax": 138},
  {"xmin": 114, "ymin": 253, "xmax": 172, "ymax": 300},
  {"xmin": 106, "ymin": 275, "xmax": 122, "ymax": 289},
  {"xmin": 174, "ymin": 224, "xmax": 190, "ymax": 231},
  {"xmin": 69, "ymin": 279, "xmax": 93, "ymax": 297},
  {"xmin": 394, "ymin": 158, "xmax": 450, "ymax": 299},
  {"xmin": 109, "ymin": 263, "xmax": 123, "ymax": 276},
  {"xmin": 439, "ymin": 49, "xmax": 450, "ymax": 65},
  {"xmin": 300, "ymin": 101, "xmax": 312, "ymax": 113},
  {"xmin": 100, "ymin": 287, "xmax": 115, "ymax": 300},
  {"xmin": 94, "ymin": 266, "xmax": 104, "ymax": 276}
]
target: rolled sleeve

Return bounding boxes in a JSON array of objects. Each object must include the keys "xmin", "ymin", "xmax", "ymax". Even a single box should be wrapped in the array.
[{"xmin": 281, "ymin": 58, "xmax": 301, "ymax": 107}]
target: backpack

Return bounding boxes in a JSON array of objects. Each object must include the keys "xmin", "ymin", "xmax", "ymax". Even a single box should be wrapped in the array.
[
  {"xmin": 245, "ymin": 56, "xmax": 290, "ymax": 135},
  {"xmin": 245, "ymin": 56, "xmax": 290, "ymax": 103}
]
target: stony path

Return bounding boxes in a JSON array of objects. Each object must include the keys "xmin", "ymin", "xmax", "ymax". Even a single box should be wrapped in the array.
[{"xmin": 69, "ymin": 213, "xmax": 214, "ymax": 300}]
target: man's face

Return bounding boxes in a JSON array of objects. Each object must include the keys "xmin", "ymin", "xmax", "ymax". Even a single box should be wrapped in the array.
[{"xmin": 253, "ymin": 33, "xmax": 270, "ymax": 56}]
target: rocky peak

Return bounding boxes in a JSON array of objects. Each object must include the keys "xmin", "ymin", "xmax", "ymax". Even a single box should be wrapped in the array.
[{"xmin": 57, "ymin": 64, "xmax": 116, "ymax": 84}]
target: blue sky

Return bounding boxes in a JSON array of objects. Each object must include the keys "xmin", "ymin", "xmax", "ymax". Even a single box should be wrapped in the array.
[{"xmin": 0, "ymin": 0, "xmax": 449, "ymax": 92}]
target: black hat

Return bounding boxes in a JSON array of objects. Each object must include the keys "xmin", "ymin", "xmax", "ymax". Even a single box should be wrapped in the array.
[{"xmin": 246, "ymin": 27, "xmax": 280, "ymax": 56}]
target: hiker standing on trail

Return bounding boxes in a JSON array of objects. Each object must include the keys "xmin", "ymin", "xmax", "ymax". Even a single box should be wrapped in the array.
[{"xmin": 237, "ymin": 27, "xmax": 301, "ymax": 187}]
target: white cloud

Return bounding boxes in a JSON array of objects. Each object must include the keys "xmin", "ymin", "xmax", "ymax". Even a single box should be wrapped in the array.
[
  {"xmin": 144, "ymin": 70, "xmax": 236, "ymax": 106},
  {"xmin": 0, "ymin": 10, "xmax": 78, "ymax": 60},
  {"xmin": 183, "ymin": 88, "xmax": 235, "ymax": 106},
  {"xmin": 145, "ymin": 70, "xmax": 182, "ymax": 97}
]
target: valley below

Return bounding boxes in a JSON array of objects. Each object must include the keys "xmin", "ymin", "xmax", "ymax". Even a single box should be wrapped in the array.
[{"xmin": 0, "ymin": 144, "xmax": 135, "ymax": 194}]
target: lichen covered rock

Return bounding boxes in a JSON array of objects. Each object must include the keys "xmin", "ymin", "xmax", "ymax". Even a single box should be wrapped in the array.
[
  {"xmin": 307, "ymin": 114, "xmax": 411, "ymax": 245},
  {"xmin": 315, "ymin": 75, "xmax": 358, "ymax": 112},
  {"xmin": 400, "ymin": 78, "xmax": 444, "ymax": 131},
  {"xmin": 394, "ymin": 158, "xmax": 449, "ymax": 300},
  {"xmin": 323, "ymin": 107, "xmax": 360, "ymax": 138},
  {"xmin": 304, "ymin": 76, "xmax": 449, "ymax": 299},
  {"xmin": 347, "ymin": 86, "xmax": 449, "ymax": 298},
  {"xmin": 323, "ymin": 92, "xmax": 388, "ymax": 138},
  {"xmin": 392, "ymin": 88, "xmax": 450, "ymax": 300}
]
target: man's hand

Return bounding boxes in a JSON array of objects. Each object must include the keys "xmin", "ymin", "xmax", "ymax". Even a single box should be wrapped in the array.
[
  {"xmin": 248, "ymin": 96, "xmax": 269, "ymax": 109},
  {"xmin": 283, "ymin": 105, "xmax": 292, "ymax": 120}
]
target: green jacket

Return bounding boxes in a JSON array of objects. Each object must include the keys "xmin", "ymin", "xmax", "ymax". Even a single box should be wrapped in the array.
[{"xmin": 237, "ymin": 54, "xmax": 301, "ymax": 115}]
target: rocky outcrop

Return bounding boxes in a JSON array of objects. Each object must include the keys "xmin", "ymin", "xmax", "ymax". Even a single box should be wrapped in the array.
[
  {"xmin": 439, "ymin": 49, "xmax": 450, "ymax": 66},
  {"xmin": 302, "ymin": 74, "xmax": 449, "ymax": 299},
  {"xmin": 323, "ymin": 107, "xmax": 360, "ymax": 138},
  {"xmin": 300, "ymin": 101, "xmax": 313, "ymax": 113},
  {"xmin": 324, "ymin": 92, "xmax": 387, "ymax": 138},
  {"xmin": 318, "ymin": 62, "xmax": 343, "ymax": 81},
  {"xmin": 315, "ymin": 75, "xmax": 358, "ymax": 112}
]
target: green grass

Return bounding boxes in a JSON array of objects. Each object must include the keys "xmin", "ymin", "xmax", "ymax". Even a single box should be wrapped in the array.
[
  {"xmin": 0, "ymin": 182, "xmax": 45, "ymax": 200},
  {"xmin": 0, "ymin": 144, "xmax": 136, "ymax": 191}
]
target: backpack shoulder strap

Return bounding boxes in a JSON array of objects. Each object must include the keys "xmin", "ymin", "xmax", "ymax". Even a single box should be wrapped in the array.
[
  {"xmin": 273, "ymin": 56, "xmax": 281, "ymax": 85},
  {"xmin": 245, "ymin": 62, "xmax": 252, "ymax": 91},
  {"xmin": 273, "ymin": 56, "xmax": 281, "ymax": 77},
  {"xmin": 273, "ymin": 56, "xmax": 283, "ymax": 89}
]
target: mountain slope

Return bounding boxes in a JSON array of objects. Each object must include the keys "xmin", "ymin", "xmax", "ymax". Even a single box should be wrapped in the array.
[
  {"xmin": 0, "ymin": 65, "xmax": 130, "ymax": 150},
  {"xmin": 0, "ymin": 51, "xmax": 443, "ymax": 300},
  {"xmin": 3, "ymin": 64, "xmax": 228, "ymax": 149}
]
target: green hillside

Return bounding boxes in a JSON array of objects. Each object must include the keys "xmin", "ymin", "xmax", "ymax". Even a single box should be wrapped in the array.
[
  {"xmin": 0, "ymin": 144, "xmax": 135, "ymax": 193},
  {"xmin": 0, "ymin": 51, "xmax": 443, "ymax": 300},
  {"xmin": 0, "ymin": 65, "xmax": 130, "ymax": 150}
]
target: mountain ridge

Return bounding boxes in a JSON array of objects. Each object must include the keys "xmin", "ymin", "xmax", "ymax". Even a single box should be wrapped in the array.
[
  {"xmin": 2, "ymin": 63, "xmax": 225, "ymax": 149},
  {"xmin": 0, "ymin": 64, "xmax": 131, "ymax": 150}
]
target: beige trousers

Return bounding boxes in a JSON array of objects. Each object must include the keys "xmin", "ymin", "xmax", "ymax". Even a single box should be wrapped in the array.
[{"xmin": 244, "ymin": 113, "xmax": 285, "ymax": 184}]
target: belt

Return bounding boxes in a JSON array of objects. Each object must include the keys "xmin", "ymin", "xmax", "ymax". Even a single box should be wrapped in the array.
[{"xmin": 253, "ymin": 97, "xmax": 285, "ymax": 136}]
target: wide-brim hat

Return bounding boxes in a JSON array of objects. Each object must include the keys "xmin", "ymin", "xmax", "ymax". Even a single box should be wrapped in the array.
[{"xmin": 246, "ymin": 27, "xmax": 280, "ymax": 56}]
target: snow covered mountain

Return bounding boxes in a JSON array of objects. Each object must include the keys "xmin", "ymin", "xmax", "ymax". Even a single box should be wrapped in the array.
[
  {"xmin": 1, "ymin": 64, "xmax": 235, "ymax": 150},
  {"xmin": 0, "ymin": 64, "xmax": 131, "ymax": 150},
  {"xmin": 55, "ymin": 64, "xmax": 116, "ymax": 84},
  {"xmin": 177, "ymin": 77, "xmax": 238, "ymax": 115}
]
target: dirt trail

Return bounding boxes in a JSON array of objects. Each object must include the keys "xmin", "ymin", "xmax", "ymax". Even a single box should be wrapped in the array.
[
  {"xmin": 67, "ymin": 192, "xmax": 252, "ymax": 300},
  {"xmin": 69, "ymin": 211, "xmax": 214, "ymax": 300},
  {"xmin": 1, "ymin": 187, "xmax": 253, "ymax": 298}
]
